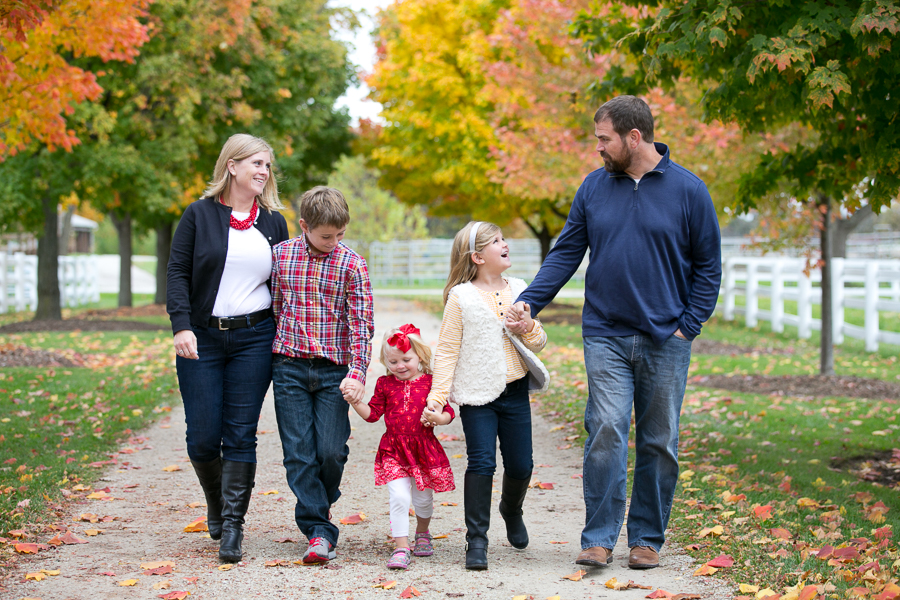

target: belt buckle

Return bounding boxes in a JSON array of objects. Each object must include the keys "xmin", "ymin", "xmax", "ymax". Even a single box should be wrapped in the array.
[{"xmin": 218, "ymin": 317, "xmax": 229, "ymax": 330}]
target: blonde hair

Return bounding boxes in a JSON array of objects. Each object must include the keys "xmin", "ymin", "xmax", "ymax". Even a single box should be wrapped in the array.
[
  {"xmin": 442, "ymin": 221, "xmax": 502, "ymax": 305},
  {"xmin": 299, "ymin": 186, "xmax": 350, "ymax": 230},
  {"xmin": 202, "ymin": 134, "xmax": 285, "ymax": 212},
  {"xmin": 379, "ymin": 327, "xmax": 433, "ymax": 375}
]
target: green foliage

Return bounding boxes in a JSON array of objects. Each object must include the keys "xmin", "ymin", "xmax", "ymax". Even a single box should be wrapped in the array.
[
  {"xmin": 327, "ymin": 155, "xmax": 428, "ymax": 255},
  {"xmin": 574, "ymin": 0, "xmax": 900, "ymax": 212}
]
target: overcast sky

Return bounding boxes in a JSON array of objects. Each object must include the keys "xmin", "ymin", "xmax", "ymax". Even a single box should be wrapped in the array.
[{"xmin": 330, "ymin": 0, "xmax": 392, "ymax": 126}]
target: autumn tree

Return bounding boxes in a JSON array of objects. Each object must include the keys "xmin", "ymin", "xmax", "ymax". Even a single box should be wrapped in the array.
[
  {"xmin": 0, "ymin": 0, "xmax": 149, "ymax": 319},
  {"xmin": 575, "ymin": 0, "xmax": 900, "ymax": 374}
]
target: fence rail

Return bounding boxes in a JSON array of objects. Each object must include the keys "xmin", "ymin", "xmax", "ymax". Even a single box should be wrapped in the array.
[
  {"xmin": 718, "ymin": 257, "xmax": 900, "ymax": 351},
  {"xmin": 1, "ymin": 253, "xmax": 100, "ymax": 313}
]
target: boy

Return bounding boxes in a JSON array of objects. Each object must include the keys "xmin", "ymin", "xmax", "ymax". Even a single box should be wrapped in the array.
[{"xmin": 270, "ymin": 186, "xmax": 374, "ymax": 564}]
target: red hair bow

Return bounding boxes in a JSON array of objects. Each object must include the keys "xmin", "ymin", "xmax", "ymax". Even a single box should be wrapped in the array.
[{"xmin": 387, "ymin": 324, "xmax": 421, "ymax": 353}]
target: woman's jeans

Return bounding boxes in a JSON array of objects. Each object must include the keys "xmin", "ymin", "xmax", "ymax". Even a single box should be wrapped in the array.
[
  {"xmin": 271, "ymin": 356, "xmax": 350, "ymax": 547},
  {"xmin": 176, "ymin": 317, "xmax": 275, "ymax": 464},
  {"xmin": 581, "ymin": 334, "xmax": 692, "ymax": 553},
  {"xmin": 459, "ymin": 377, "xmax": 533, "ymax": 480}
]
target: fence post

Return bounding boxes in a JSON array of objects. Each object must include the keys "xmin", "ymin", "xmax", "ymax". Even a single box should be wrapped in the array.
[
  {"xmin": 864, "ymin": 262, "xmax": 879, "ymax": 352},
  {"xmin": 746, "ymin": 261, "xmax": 759, "ymax": 327},
  {"xmin": 771, "ymin": 259, "xmax": 785, "ymax": 333},
  {"xmin": 832, "ymin": 258, "xmax": 845, "ymax": 345},
  {"xmin": 13, "ymin": 253, "xmax": 26, "ymax": 312},
  {"xmin": 798, "ymin": 269, "xmax": 812, "ymax": 339},
  {"xmin": 722, "ymin": 257, "xmax": 736, "ymax": 320},
  {"xmin": 0, "ymin": 254, "xmax": 7, "ymax": 314}
]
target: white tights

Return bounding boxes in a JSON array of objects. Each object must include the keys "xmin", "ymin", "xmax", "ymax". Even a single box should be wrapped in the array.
[{"xmin": 387, "ymin": 477, "xmax": 434, "ymax": 538}]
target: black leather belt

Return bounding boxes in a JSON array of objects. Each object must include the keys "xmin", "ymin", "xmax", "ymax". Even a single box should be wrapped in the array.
[{"xmin": 208, "ymin": 308, "xmax": 271, "ymax": 330}]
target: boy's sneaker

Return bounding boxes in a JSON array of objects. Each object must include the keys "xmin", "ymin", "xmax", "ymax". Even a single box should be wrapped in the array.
[
  {"xmin": 387, "ymin": 547, "xmax": 412, "ymax": 569},
  {"xmin": 302, "ymin": 537, "xmax": 336, "ymax": 564},
  {"xmin": 412, "ymin": 531, "xmax": 433, "ymax": 557}
]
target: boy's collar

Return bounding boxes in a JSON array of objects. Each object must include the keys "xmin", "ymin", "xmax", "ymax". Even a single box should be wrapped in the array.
[{"xmin": 301, "ymin": 233, "xmax": 335, "ymax": 258}]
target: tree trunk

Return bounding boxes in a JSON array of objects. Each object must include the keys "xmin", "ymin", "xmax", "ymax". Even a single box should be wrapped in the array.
[
  {"xmin": 35, "ymin": 195, "xmax": 62, "ymax": 320},
  {"xmin": 110, "ymin": 211, "xmax": 133, "ymax": 308},
  {"xmin": 154, "ymin": 221, "xmax": 172, "ymax": 305},
  {"xmin": 819, "ymin": 195, "xmax": 834, "ymax": 375},
  {"xmin": 59, "ymin": 204, "xmax": 76, "ymax": 256},
  {"xmin": 524, "ymin": 219, "xmax": 554, "ymax": 264},
  {"xmin": 833, "ymin": 204, "xmax": 873, "ymax": 258}
]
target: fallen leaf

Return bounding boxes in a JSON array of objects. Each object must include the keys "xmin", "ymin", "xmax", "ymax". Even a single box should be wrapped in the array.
[
  {"xmin": 770, "ymin": 528, "xmax": 792, "ymax": 540},
  {"xmin": 372, "ymin": 580, "xmax": 397, "ymax": 589},
  {"xmin": 440, "ymin": 502, "xmax": 458, "ymax": 506},
  {"xmin": 755, "ymin": 589, "xmax": 778, "ymax": 599},
  {"xmin": 217, "ymin": 564, "xmax": 232, "ymax": 571},
  {"xmin": 274, "ymin": 537, "xmax": 296, "ymax": 543},
  {"xmin": 14, "ymin": 543, "xmax": 41, "ymax": 554},
  {"xmin": 142, "ymin": 561, "xmax": 176, "ymax": 570},
  {"xmin": 538, "ymin": 482, "xmax": 555, "ymax": 490},
  {"xmin": 693, "ymin": 564, "xmax": 718, "ymax": 576},
  {"xmin": 647, "ymin": 591, "xmax": 674, "ymax": 599},
  {"xmin": 25, "ymin": 572, "xmax": 47, "ymax": 581},
  {"xmin": 119, "ymin": 579, "xmax": 139, "ymax": 586},
  {"xmin": 8, "ymin": 529, "xmax": 26, "ymax": 538},
  {"xmin": 698, "ymin": 525, "xmax": 724, "ymax": 538},
  {"xmin": 798, "ymin": 585, "xmax": 819, "ymax": 600},
  {"xmin": 152, "ymin": 580, "xmax": 172, "ymax": 590},
  {"xmin": 563, "ymin": 570, "xmax": 587, "ymax": 581},
  {"xmin": 158, "ymin": 592, "xmax": 190, "ymax": 600},
  {"xmin": 433, "ymin": 534, "xmax": 448, "ymax": 539},
  {"xmin": 753, "ymin": 505, "xmax": 773, "ymax": 519},
  {"xmin": 264, "ymin": 560, "xmax": 288, "ymax": 567},
  {"xmin": 162, "ymin": 465, "xmax": 182, "ymax": 472},
  {"xmin": 400, "ymin": 586, "xmax": 422, "ymax": 598},
  {"xmin": 260, "ymin": 489, "xmax": 279, "ymax": 495},
  {"xmin": 671, "ymin": 595, "xmax": 702, "ymax": 600},
  {"xmin": 740, "ymin": 585, "xmax": 760, "ymax": 594},
  {"xmin": 86, "ymin": 491, "xmax": 111, "ymax": 500},
  {"xmin": 339, "ymin": 512, "xmax": 367, "ymax": 524},
  {"xmin": 145, "ymin": 565, "xmax": 174, "ymax": 576},
  {"xmin": 549, "ymin": 540, "xmax": 569, "ymax": 544},
  {"xmin": 183, "ymin": 519, "xmax": 208, "ymax": 533},
  {"xmin": 100, "ymin": 571, "xmax": 116, "ymax": 576},
  {"xmin": 58, "ymin": 531, "xmax": 89, "ymax": 545},
  {"xmin": 706, "ymin": 554, "xmax": 734, "ymax": 568},
  {"xmin": 40, "ymin": 569, "xmax": 60, "ymax": 576},
  {"xmin": 797, "ymin": 498, "xmax": 820, "ymax": 509}
]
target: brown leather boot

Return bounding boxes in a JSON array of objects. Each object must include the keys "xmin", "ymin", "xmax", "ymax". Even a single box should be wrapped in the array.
[
  {"xmin": 575, "ymin": 546, "xmax": 613, "ymax": 566},
  {"xmin": 628, "ymin": 546, "xmax": 659, "ymax": 569}
]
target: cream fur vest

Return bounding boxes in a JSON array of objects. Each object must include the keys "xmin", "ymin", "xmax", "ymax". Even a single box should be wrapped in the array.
[{"xmin": 449, "ymin": 277, "xmax": 550, "ymax": 406}]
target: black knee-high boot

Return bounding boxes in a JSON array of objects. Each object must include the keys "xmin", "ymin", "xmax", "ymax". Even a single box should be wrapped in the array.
[
  {"xmin": 191, "ymin": 458, "xmax": 224, "ymax": 540},
  {"xmin": 464, "ymin": 472, "xmax": 493, "ymax": 570},
  {"xmin": 218, "ymin": 460, "xmax": 256, "ymax": 563},
  {"xmin": 498, "ymin": 473, "xmax": 530, "ymax": 549}
]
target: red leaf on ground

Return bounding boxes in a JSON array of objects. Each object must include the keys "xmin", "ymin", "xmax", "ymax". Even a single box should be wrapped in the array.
[
  {"xmin": 14, "ymin": 543, "xmax": 40, "ymax": 554},
  {"xmin": 770, "ymin": 527, "xmax": 793, "ymax": 540},
  {"xmin": 833, "ymin": 547, "xmax": 860, "ymax": 560},
  {"xmin": 816, "ymin": 545, "xmax": 835, "ymax": 559},
  {"xmin": 646, "ymin": 591, "xmax": 673, "ymax": 599},
  {"xmin": 753, "ymin": 505, "xmax": 773, "ymax": 519},
  {"xmin": 145, "ymin": 565, "xmax": 174, "ymax": 575},
  {"xmin": 706, "ymin": 554, "xmax": 734, "ymax": 568},
  {"xmin": 158, "ymin": 592, "xmax": 190, "ymax": 600},
  {"xmin": 671, "ymin": 595, "xmax": 702, "ymax": 600},
  {"xmin": 538, "ymin": 482, "xmax": 555, "ymax": 490},
  {"xmin": 339, "ymin": 513, "xmax": 366, "ymax": 524},
  {"xmin": 873, "ymin": 583, "xmax": 900, "ymax": 600},
  {"xmin": 59, "ymin": 531, "xmax": 88, "ymax": 544},
  {"xmin": 400, "ymin": 586, "xmax": 422, "ymax": 598},
  {"xmin": 798, "ymin": 585, "xmax": 819, "ymax": 600}
]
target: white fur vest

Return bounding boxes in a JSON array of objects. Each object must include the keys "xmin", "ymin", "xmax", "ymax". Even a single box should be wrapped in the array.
[{"xmin": 448, "ymin": 277, "xmax": 550, "ymax": 406}]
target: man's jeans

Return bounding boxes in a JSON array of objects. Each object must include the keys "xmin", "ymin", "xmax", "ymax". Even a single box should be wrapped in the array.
[
  {"xmin": 581, "ymin": 334, "xmax": 692, "ymax": 552},
  {"xmin": 272, "ymin": 356, "xmax": 350, "ymax": 547},
  {"xmin": 459, "ymin": 377, "xmax": 533, "ymax": 480},
  {"xmin": 176, "ymin": 317, "xmax": 275, "ymax": 463}
]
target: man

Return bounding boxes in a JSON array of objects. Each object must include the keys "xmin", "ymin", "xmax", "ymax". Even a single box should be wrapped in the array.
[{"xmin": 512, "ymin": 95, "xmax": 721, "ymax": 569}]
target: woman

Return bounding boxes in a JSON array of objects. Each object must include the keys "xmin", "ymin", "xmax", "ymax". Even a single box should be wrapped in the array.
[{"xmin": 167, "ymin": 134, "xmax": 289, "ymax": 562}]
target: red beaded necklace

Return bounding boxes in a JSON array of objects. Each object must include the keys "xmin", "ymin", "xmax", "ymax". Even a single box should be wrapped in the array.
[{"xmin": 220, "ymin": 197, "xmax": 258, "ymax": 231}]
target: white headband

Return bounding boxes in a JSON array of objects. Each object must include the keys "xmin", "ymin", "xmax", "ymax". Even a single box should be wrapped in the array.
[{"xmin": 468, "ymin": 222, "xmax": 484, "ymax": 254}]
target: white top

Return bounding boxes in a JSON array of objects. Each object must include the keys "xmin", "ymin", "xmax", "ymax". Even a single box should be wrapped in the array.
[{"xmin": 212, "ymin": 213, "xmax": 273, "ymax": 317}]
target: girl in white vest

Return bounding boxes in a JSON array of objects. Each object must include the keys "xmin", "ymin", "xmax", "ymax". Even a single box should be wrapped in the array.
[{"xmin": 423, "ymin": 221, "xmax": 550, "ymax": 570}]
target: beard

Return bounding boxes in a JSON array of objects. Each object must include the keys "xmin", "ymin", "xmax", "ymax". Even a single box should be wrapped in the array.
[{"xmin": 601, "ymin": 145, "xmax": 634, "ymax": 173}]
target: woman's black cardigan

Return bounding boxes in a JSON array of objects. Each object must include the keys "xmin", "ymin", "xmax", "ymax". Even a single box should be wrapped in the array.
[{"xmin": 166, "ymin": 197, "xmax": 290, "ymax": 335}]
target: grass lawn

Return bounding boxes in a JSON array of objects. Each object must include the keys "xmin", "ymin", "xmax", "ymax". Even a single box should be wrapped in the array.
[
  {"xmin": 535, "ymin": 313, "xmax": 900, "ymax": 599},
  {"xmin": 0, "ymin": 306, "xmax": 178, "ymax": 540}
]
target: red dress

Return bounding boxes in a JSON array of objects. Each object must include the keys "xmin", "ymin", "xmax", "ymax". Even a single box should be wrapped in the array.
[{"xmin": 364, "ymin": 374, "xmax": 456, "ymax": 492}]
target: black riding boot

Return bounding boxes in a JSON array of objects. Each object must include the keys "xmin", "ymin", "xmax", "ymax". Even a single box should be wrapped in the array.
[
  {"xmin": 464, "ymin": 472, "xmax": 493, "ymax": 570},
  {"xmin": 218, "ymin": 460, "xmax": 256, "ymax": 563},
  {"xmin": 190, "ymin": 458, "xmax": 224, "ymax": 540},
  {"xmin": 498, "ymin": 473, "xmax": 530, "ymax": 549}
]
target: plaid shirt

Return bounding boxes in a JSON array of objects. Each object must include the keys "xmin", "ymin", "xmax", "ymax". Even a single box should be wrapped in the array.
[{"xmin": 271, "ymin": 235, "xmax": 374, "ymax": 383}]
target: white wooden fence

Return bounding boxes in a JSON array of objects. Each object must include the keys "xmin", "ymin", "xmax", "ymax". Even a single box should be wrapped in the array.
[
  {"xmin": 1, "ymin": 253, "xmax": 100, "ymax": 313},
  {"xmin": 718, "ymin": 257, "xmax": 900, "ymax": 351}
]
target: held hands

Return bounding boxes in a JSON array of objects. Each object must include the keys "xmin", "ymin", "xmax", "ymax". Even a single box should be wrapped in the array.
[
  {"xmin": 505, "ymin": 301, "xmax": 534, "ymax": 336},
  {"xmin": 173, "ymin": 330, "xmax": 199, "ymax": 360},
  {"xmin": 420, "ymin": 399, "xmax": 447, "ymax": 428},
  {"xmin": 340, "ymin": 378, "xmax": 365, "ymax": 405}
]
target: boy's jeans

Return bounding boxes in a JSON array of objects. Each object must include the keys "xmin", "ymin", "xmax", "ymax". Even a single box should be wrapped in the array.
[
  {"xmin": 581, "ymin": 334, "xmax": 692, "ymax": 553},
  {"xmin": 272, "ymin": 356, "xmax": 350, "ymax": 547}
]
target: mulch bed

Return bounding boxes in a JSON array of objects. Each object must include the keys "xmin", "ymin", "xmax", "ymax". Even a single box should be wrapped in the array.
[
  {"xmin": 0, "ymin": 319, "xmax": 165, "ymax": 333},
  {"xmin": 690, "ymin": 374, "xmax": 900, "ymax": 401},
  {"xmin": 831, "ymin": 449, "xmax": 900, "ymax": 488},
  {"xmin": 0, "ymin": 345, "xmax": 83, "ymax": 368}
]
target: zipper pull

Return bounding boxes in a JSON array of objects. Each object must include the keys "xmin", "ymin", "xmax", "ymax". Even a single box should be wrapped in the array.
[{"xmin": 634, "ymin": 181, "xmax": 639, "ymax": 191}]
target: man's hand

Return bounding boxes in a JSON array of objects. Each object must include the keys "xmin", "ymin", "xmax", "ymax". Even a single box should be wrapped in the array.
[
  {"xmin": 339, "ymin": 378, "xmax": 365, "ymax": 404},
  {"xmin": 505, "ymin": 302, "xmax": 534, "ymax": 335},
  {"xmin": 673, "ymin": 328, "xmax": 687, "ymax": 340}
]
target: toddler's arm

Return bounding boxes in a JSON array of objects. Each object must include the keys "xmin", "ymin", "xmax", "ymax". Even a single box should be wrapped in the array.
[{"xmin": 346, "ymin": 393, "xmax": 371, "ymax": 420}]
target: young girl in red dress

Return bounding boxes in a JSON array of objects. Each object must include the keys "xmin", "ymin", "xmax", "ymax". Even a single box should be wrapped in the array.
[{"xmin": 347, "ymin": 324, "xmax": 455, "ymax": 570}]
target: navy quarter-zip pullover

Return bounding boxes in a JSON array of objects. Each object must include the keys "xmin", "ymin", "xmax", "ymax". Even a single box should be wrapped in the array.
[{"xmin": 518, "ymin": 143, "xmax": 721, "ymax": 345}]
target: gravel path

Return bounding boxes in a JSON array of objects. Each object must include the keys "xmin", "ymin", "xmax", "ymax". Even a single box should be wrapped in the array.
[{"xmin": 4, "ymin": 298, "xmax": 731, "ymax": 600}]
